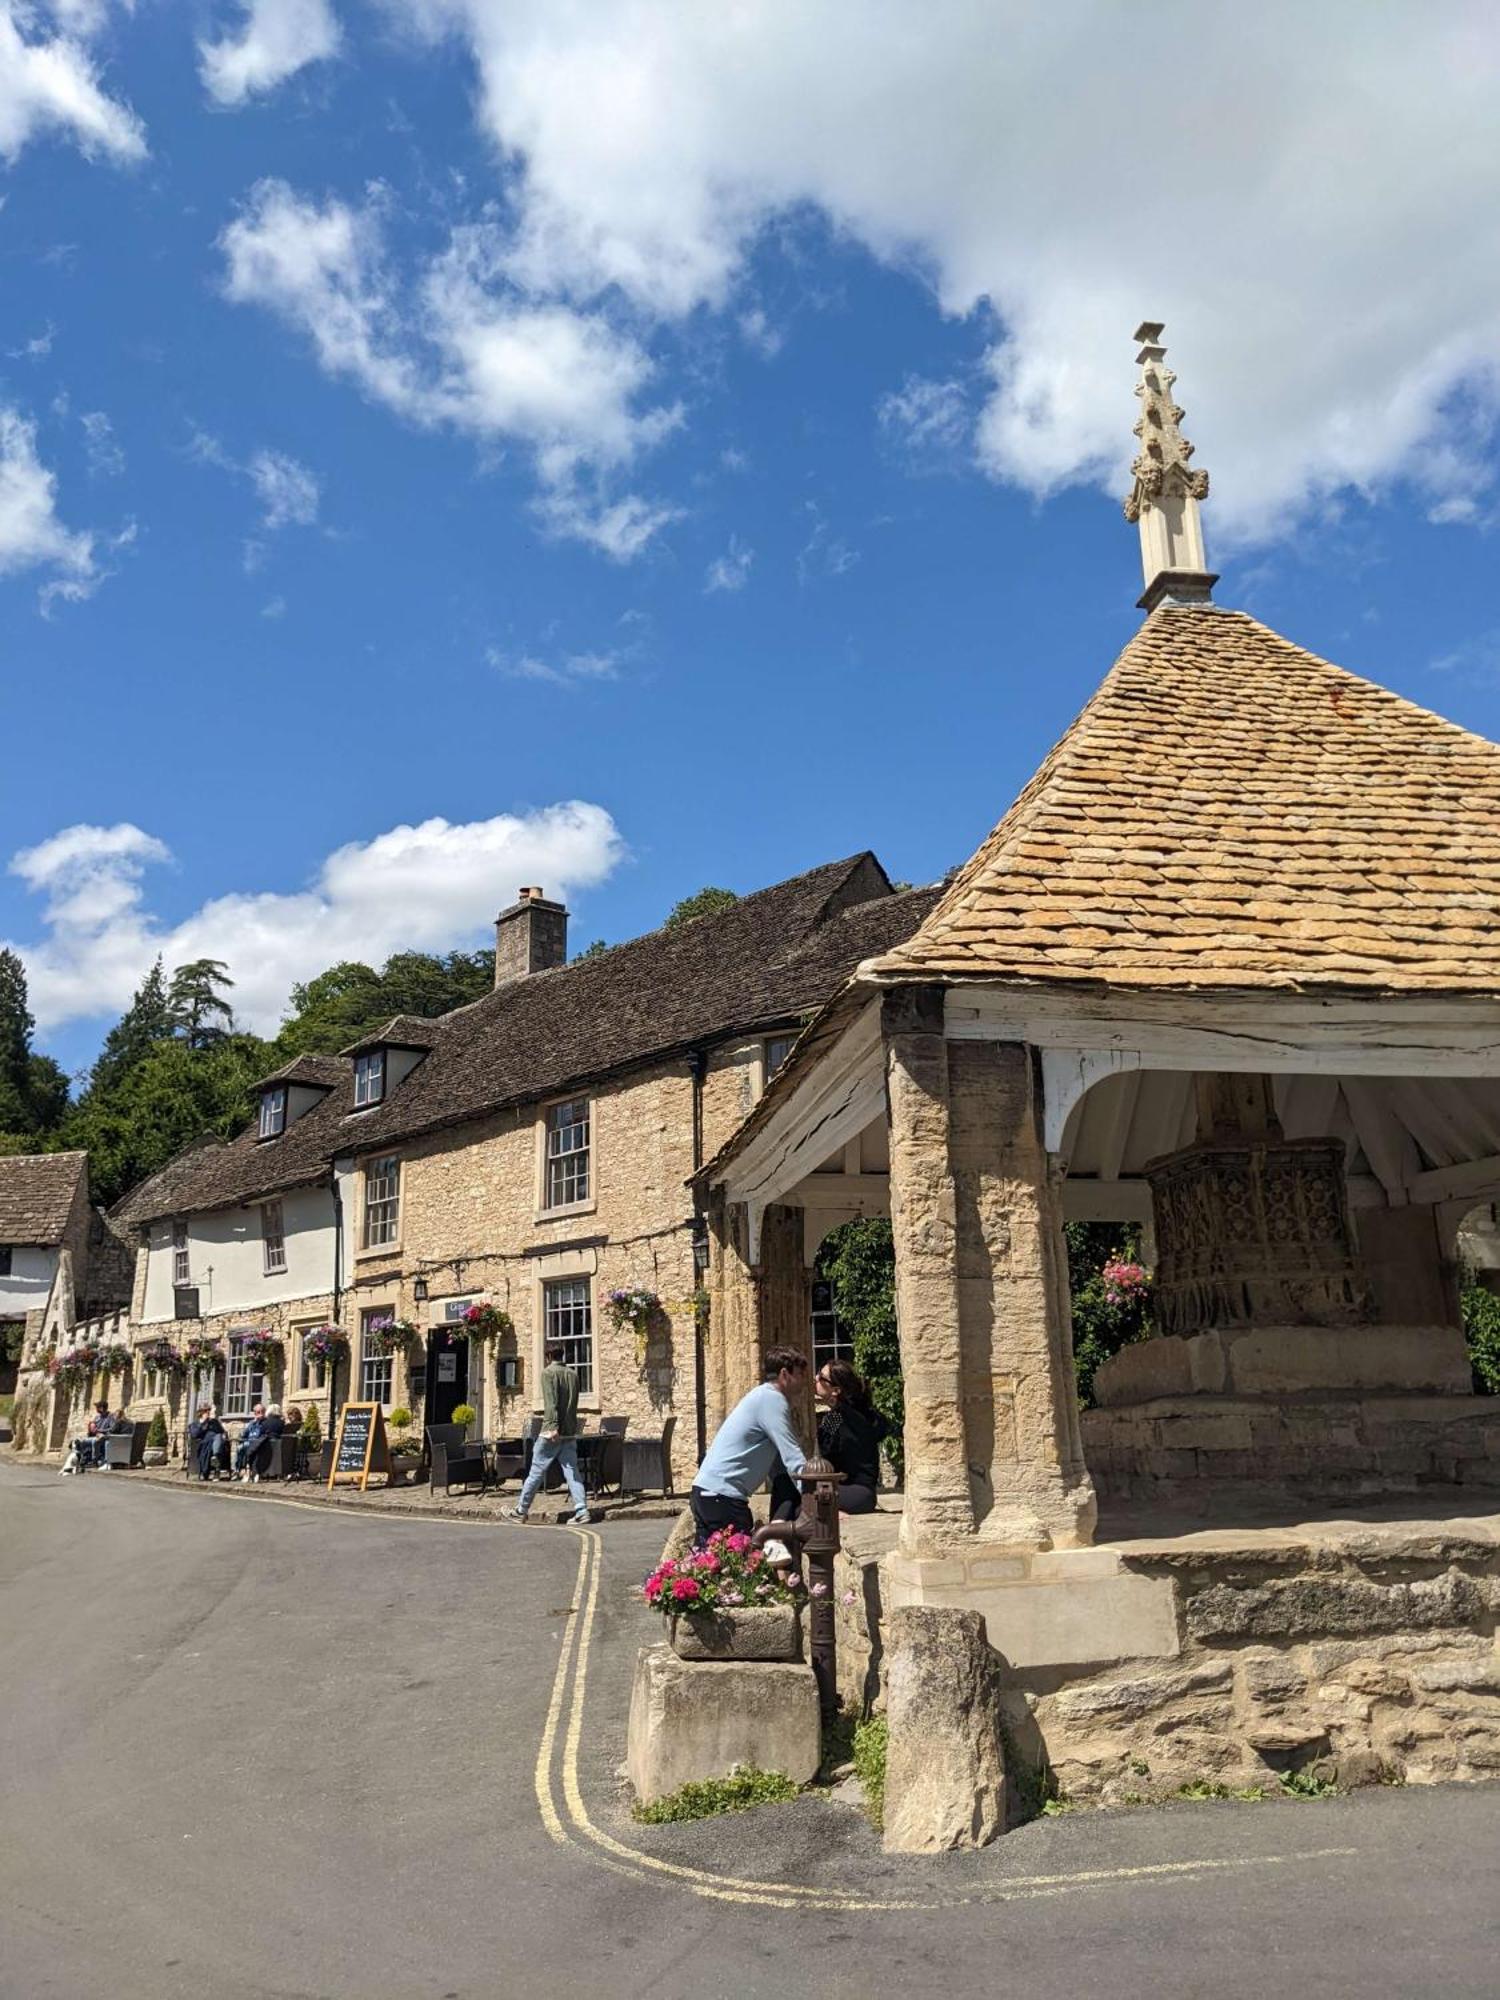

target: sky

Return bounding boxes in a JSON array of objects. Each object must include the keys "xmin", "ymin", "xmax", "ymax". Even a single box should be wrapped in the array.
[{"xmin": 3, "ymin": 0, "xmax": 1500, "ymax": 1080}]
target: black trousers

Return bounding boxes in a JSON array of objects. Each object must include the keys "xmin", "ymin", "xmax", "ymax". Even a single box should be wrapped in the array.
[
  {"xmin": 689, "ymin": 1487, "xmax": 754, "ymax": 1546},
  {"xmin": 770, "ymin": 1471, "xmax": 878, "ymax": 1519}
]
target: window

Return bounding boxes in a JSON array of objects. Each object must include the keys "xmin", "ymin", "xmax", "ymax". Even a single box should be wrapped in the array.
[
  {"xmin": 292, "ymin": 1322, "xmax": 322, "ymax": 1391},
  {"xmin": 354, "ymin": 1050, "xmax": 386, "ymax": 1109},
  {"xmin": 360, "ymin": 1306, "xmax": 394, "ymax": 1404},
  {"xmin": 363, "ymin": 1156, "xmax": 400, "ymax": 1248},
  {"xmin": 171, "ymin": 1219, "xmax": 190, "ymax": 1288},
  {"xmin": 764, "ymin": 1034, "xmax": 797, "ymax": 1082},
  {"xmin": 224, "ymin": 1340, "xmax": 266, "ymax": 1418},
  {"xmin": 0, "ymin": 1246, "xmax": 11, "ymax": 1278},
  {"xmin": 258, "ymin": 1087, "xmax": 286, "ymax": 1139},
  {"xmin": 544, "ymin": 1098, "xmax": 591, "ymax": 1210},
  {"xmin": 261, "ymin": 1200, "xmax": 287, "ymax": 1276},
  {"xmin": 810, "ymin": 1278, "xmax": 852, "ymax": 1376},
  {"xmin": 544, "ymin": 1277, "xmax": 593, "ymax": 1394}
]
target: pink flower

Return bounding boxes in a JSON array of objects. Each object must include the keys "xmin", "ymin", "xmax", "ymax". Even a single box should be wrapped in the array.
[
  {"xmin": 698, "ymin": 1554, "xmax": 720, "ymax": 1573},
  {"xmin": 726, "ymin": 1532, "xmax": 753, "ymax": 1554},
  {"xmin": 810, "ymin": 1581, "xmax": 830, "ymax": 1597},
  {"xmin": 671, "ymin": 1577, "xmax": 701, "ymax": 1602}
]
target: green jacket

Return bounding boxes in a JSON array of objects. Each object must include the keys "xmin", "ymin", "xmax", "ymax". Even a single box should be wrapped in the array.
[{"xmin": 540, "ymin": 1361, "xmax": 580, "ymax": 1438}]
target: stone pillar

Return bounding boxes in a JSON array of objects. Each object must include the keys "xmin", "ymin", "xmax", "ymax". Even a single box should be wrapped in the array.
[
  {"xmin": 884, "ymin": 988, "xmax": 1096, "ymax": 1553},
  {"xmin": 705, "ymin": 1192, "xmax": 761, "ymax": 1437},
  {"xmin": 758, "ymin": 1200, "xmax": 814, "ymax": 1436}
]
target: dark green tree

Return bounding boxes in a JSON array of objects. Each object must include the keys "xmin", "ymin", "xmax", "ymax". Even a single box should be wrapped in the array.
[
  {"xmin": 273, "ymin": 948, "xmax": 493, "ymax": 1058},
  {"xmin": 0, "ymin": 948, "xmax": 66, "ymax": 1138},
  {"xmin": 664, "ymin": 887, "xmax": 739, "ymax": 930},
  {"xmin": 818, "ymin": 1218, "xmax": 903, "ymax": 1470},
  {"xmin": 61, "ymin": 1032, "xmax": 270, "ymax": 1207},
  {"xmin": 90, "ymin": 957, "xmax": 174, "ymax": 1093},
  {"xmin": 167, "ymin": 959, "xmax": 235, "ymax": 1047},
  {"xmin": 1065, "ymin": 1221, "xmax": 1154, "ymax": 1408}
]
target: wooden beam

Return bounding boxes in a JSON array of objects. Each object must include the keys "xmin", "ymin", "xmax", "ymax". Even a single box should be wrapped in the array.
[
  {"xmin": 1061, "ymin": 1177, "xmax": 1154, "ymax": 1223},
  {"xmin": 1342, "ymin": 1078, "xmax": 1420, "ymax": 1202},
  {"xmin": 1096, "ymin": 1070, "xmax": 1142, "ymax": 1183},
  {"xmin": 1408, "ymin": 1152, "xmax": 1500, "ymax": 1205}
]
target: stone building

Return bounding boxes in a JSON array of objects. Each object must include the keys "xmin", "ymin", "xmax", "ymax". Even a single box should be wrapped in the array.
[
  {"xmin": 696, "ymin": 328, "xmax": 1500, "ymax": 1802},
  {"xmin": 79, "ymin": 858, "xmax": 937, "ymax": 1479}
]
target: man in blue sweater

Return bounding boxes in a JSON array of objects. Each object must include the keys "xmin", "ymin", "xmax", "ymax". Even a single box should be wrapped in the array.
[{"xmin": 689, "ymin": 1346, "xmax": 809, "ymax": 1546}]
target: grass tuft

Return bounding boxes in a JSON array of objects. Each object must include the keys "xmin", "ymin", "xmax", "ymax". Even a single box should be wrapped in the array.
[{"xmin": 632, "ymin": 1766, "xmax": 800, "ymax": 1824}]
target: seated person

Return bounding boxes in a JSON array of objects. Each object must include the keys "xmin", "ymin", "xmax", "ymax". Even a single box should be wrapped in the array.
[
  {"xmin": 772, "ymin": 1359, "xmax": 889, "ymax": 1519},
  {"xmin": 235, "ymin": 1402, "xmax": 284, "ymax": 1481},
  {"xmin": 81, "ymin": 1400, "xmax": 114, "ymax": 1468},
  {"xmin": 189, "ymin": 1406, "xmax": 228, "ymax": 1480}
]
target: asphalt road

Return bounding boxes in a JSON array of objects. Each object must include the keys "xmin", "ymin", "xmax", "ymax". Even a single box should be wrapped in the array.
[{"xmin": 4, "ymin": 1456, "xmax": 1500, "ymax": 2000}]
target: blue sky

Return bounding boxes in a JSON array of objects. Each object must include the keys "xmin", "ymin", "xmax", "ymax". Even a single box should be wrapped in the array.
[{"xmin": 3, "ymin": 2, "xmax": 1499, "ymax": 1078}]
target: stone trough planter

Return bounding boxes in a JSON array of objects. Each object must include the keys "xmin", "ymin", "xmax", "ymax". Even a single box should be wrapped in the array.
[
  {"xmin": 669, "ymin": 1603, "xmax": 802, "ymax": 1662},
  {"xmin": 142, "ymin": 1446, "xmax": 168, "ymax": 1467}
]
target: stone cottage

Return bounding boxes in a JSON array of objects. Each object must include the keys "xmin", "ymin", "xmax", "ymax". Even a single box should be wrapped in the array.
[
  {"xmin": 694, "ymin": 328, "xmax": 1500, "ymax": 1802},
  {"xmin": 94, "ymin": 858, "xmax": 936, "ymax": 1479}
]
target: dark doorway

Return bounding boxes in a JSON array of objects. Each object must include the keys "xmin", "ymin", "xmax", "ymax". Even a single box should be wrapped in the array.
[{"xmin": 424, "ymin": 1331, "xmax": 469, "ymax": 1427}]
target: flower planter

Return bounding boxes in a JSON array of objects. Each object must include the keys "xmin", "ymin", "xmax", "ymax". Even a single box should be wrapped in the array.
[
  {"xmin": 142, "ymin": 1447, "xmax": 168, "ymax": 1467},
  {"xmin": 669, "ymin": 1603, "xmax": 802, "ymax": 1663}
]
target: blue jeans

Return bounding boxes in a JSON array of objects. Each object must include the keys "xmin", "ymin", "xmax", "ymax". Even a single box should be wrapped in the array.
[{"xmin": 518, "ymin": 1435, "xmax": 587, "ymax": 1518}]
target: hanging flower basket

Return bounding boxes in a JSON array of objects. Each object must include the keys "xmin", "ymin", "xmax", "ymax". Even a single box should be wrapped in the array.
[
  {"xmin": 232, "ymin": 1328, "xmax": 282, "ymax": 1373},
  {"xmin": 301, "ymin": 1326, "xmax": 347, "ymax": 1368},
  {"xmin": 606, "ymin": 1286, "xmax": 662, "ymax": 1359},
  {"xmin": 46, "ymin": 1344, "xmax": 99, "ymax": 1396},
  {"xmin": 139, "ymin": 1339, "xmax": 187, "ymax": 1380},
  {"xmin": 185, "ymin": 1336, "xmax": 224, "ymax": 1384},
  {"xmin": 363, "ymin": 1315, "xmax": 419, "ymax": 1359},
  {"xmin": 97, "ymin": 1343, "xmax": 134, "ymax": 1378},
  {"xmin": 461, "ymin": 1300, "xmax": 513, "ymax": 1341}
]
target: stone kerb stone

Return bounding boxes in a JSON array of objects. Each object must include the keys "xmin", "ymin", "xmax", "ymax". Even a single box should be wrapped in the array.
[
  {"xmin": 882, "ymin": 1605, "xmax": 1007, "ymax": 1853},
  {"xmin": 626, "ymin": 1644, "xmax": 821, "ymax": 1804}
]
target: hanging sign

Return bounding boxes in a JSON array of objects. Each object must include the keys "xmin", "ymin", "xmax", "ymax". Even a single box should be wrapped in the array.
[{"xmin": 328, "ymin": 1401, "xmax": 390, "ymax": 1491}]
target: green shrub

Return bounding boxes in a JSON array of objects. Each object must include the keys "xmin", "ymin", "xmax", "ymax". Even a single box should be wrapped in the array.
[
  {"xmin": 146, "ymin": 1408, "xmax": 168, "ymax": 1449},
  {"xmin": 1461, "ymin": 1285, "xmax": 1500, "ymax": 1394},
  {"xmin": 851, "ymin": 1714, "xmax": 888, "ymax": 1827},
  {"xmin": 451, "ymin": 1404, "xmax": 476, "ymax": 1434},
  {"xmin": 632, "ymin": 1766, "xmax": 800, "ymax": 1823},
  {"xmin": 1066, "ymin": 1221, "xmax": 1155, "ymax": 1407},
  {"xmin": 301, "ymin": 1406, "xmax": 322, "ymax": 1449},
  {"xmin": 819, "ymin": 1219, "xmax": 903, "ymax": 1471}
]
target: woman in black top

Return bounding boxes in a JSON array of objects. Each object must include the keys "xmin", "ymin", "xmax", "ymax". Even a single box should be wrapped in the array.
[{"xmin": 771, "ymin": 1358, "xmax": 889, "ymax": 1518}]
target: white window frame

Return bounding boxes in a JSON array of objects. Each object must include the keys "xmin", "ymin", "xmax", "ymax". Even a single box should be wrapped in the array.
[
  {"xmin": 292, "ymin": 1320, "xmax": 322, "ymax": 1391},
  {"xmin": 362, "ymin": 1156, "xmax": 401, "ymax": 1249},
  {"xmin": 543, "ymin": 1276, "xmax": 594, "ymax": 1395},
  {"xmin": 259, "ymin": 1087, "xmax": 287, "ymax": 1139},
  {"xmin": 171, "ymin": 1219, "xmax": 190, "ymax": 1288},
  {"xmin": 359, "ymin": 1307, "xmax": 395, "ymax": 1405},
  {"xmin": 223, "ymin": 1343, "xmax": 267, "ymax": 1419},
  {"xmin": 353, "ymin": 1050, "xmax": 386, "ymax": 1109},
  {"xmin": 261, "ymin": 1199, "xmax": 287, "ymax": 1276},
  {"xmin": 543, "ymin": 1098, "xmax": 591, "ymax": 1213}
]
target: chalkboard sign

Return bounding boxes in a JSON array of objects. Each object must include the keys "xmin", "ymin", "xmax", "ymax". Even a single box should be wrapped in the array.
[{"xmin": 328, "ymin": 1402, "xmax": 390, "ymax": 1491}]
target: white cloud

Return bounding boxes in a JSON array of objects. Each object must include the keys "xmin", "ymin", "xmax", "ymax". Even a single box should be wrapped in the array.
[
  {"xmin": 7, "ymin": 803, "xmax": 626, "ymax": 1035},
  {"xmin": 8, "ymin": 322, "xmax": 55, "ymax": 360},
  {"xmin": 389, "ymin": 0, "xmax": 1500, "ymax": 545},
  {"xmin": 704, "ymin": 533, "xmax": 752, "ymax": 593},
  {"xmin": 219, "ymin": 179, "xmax": 680, "ymax": 557},
  {"xmin": 796, "ymin": 500, "xmax": 857, "ymax": 583},
  {"xmin": 199, "ymin": 0, "xmax": 340, "ymax": 106},
  {"xmin": 878, "ymin": 374, "xmax": 970, "ymax": 465},
  {"xmin": 80, "ymin": 409, "xmax": 124, "ymax": 478},
  {"xmin": 488, "ymin": 645, "xmax": 621, "ymax": 688},
  {"xmin": 0, "ymin": 2, "xmax": 145, "ymax": 163},
  {"xmin": 248, "ymin": 447, "xmax": 319, "ymax": 529},
  {"xmin": 0, "ymin": 404, "xmax": 100, "ymax": 606}
]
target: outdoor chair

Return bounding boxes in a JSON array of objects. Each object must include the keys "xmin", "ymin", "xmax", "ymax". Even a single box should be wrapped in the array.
[
  {"xmin": 589, "ymin": 1428, "xmax": 625, "ymax": 1499},
  {"xmin": 103, "ymin": 1422, "xmax": 149, "ymax": 1469},
  {"xmin": 619, "ymin": 1414, "xmax": 676, "ymax": 1497},
  {"xmin": 428, "ymin": 1422, "xmax": 487, "ymax": 1499},
  {"xmin": 265, "ymin": 1432, "xmax": 303, "ymax": 1481}
]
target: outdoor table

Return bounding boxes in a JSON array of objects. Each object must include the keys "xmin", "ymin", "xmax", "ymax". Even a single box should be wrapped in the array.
[{"xmin": 501, "ymin": 1432, "xmax": 612, "ymax": 1494}]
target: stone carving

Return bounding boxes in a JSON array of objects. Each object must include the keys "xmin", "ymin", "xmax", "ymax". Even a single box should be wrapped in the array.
[
  {"xmin": 1123, "ymin": 323, "xmax": 1211, "ymax": 523},
  {"xmin": 1147, "ymin": 1136, "xmax": 1367, "ymax": 1337}
]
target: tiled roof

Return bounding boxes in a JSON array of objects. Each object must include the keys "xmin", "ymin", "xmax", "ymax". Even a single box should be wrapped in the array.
[
  {"xmin": 115, "ymin": 856, "xmax": 941, "ymax": 1227},
  {"xmin": 0, "ymin": 1151, "xmax": 86, "ymax": 1245},
  {"xmin": 868, "ymin": 604, "xmax": 1500, "ymax": 994},
  {"xmin": 340, "ymin": 1015, "xmax": 445, "ymax": 1056},
  {"xmin": 252, "ymin": 1053, "xmax": 347, "ymax": 1091}
]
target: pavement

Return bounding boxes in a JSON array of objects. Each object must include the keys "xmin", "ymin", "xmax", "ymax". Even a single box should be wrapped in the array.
[{"xmin": 4, "ymin": 1454, "xmax": 1500, "ymax": 2000}]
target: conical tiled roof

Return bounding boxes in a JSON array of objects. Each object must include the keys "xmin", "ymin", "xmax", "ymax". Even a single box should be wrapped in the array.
[{"xmin": 868, "ymin": 604, "xmax": 1500, "ymax": 994}]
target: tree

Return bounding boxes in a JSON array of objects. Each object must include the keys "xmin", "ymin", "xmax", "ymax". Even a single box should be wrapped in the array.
[
  {"xmin": 167, "ymin": 959, "xmax": 235, "ymax": 1048},
  {"xmin": 0, "ymin": 948, "xmax": 65, "ymax": 1138},
  {"xmin": 818, "ymin": 1218, "xmax": 903, "ymax": 1470},
  {"xmin": 575, "ymin": 939, "xmax": 610, "ymax": 961},
  {"xmin": 61, "ymin": 1031, "xmax": 270, "ymax": 1207},
  {"xmin": 91, "ymin": 958, "xmax": 173, "ymax": 1093},
  {"xmin": 1065, "ymin": 1221, "xmax": 1154, "ymax": 1407},
  {"xmin": 664, "ymin": 887, "xmax": 739, "ymax": 930},
  {"xmin": 273, "ymin": 948, "xmax": 493, "ymax": 1059}
]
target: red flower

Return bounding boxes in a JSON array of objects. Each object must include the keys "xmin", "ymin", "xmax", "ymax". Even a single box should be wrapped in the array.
[{"xmin": 670, "ymin": 1578, "xmax": 700, "ymax": 1602}]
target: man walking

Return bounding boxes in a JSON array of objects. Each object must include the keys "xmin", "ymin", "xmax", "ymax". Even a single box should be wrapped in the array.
[
  {"xmin": 689, "ymin": 1346, "xmax": 809, "ymax": 1545},
  {"xmin": 503, "ymin": 1342, "xmax": 595, "ymax": 1524}
]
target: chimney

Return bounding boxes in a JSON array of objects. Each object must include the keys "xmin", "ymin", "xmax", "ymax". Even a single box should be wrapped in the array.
[{"xmin": 494, "ymin": 886, "xmax": 568, "ymax": 985}]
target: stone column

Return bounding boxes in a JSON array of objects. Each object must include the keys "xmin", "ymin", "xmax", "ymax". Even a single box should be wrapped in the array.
[
  {"xmin": 885, "ymin": 987, "xmax": 1096, "ymax": 1553},
  {"xmin": 704, "ymin": 1192, "xmax": 761, "ymax": 1437},
  {"xmin": 757, "ymin": 1201, "xmax": 814, "ymax": 1438}
]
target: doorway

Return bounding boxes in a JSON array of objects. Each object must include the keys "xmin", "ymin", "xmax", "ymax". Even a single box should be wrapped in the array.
[{"xmin": 424, "ymin": 1330, "xmax": 469, "ymax": 1427}]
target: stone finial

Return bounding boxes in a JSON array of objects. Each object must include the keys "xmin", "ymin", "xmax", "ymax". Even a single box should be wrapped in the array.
[{"xmin": 1123, "ymin": 321, "xmax": 1217, "ymax": 613}]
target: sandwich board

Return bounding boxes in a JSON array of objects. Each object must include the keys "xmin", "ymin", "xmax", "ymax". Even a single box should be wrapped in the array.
[{"xmin": 328, "ymin": 1401, "xmax": 390, "ymax": 1491}]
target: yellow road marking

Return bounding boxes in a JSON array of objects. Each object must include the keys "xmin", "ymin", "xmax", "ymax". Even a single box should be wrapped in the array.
[
  {"xmin": 542, "ymin": 1527, "xmax": 1361, "ymax": 1913},
  {"xmin": 534, "ymin": 1533, "xmax": 593, "ymax": 1847}
]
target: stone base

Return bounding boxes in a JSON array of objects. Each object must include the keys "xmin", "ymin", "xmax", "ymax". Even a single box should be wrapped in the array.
[
  {"xmin": 1084, "ymin": 1393, "xmax": 1500, "ymax": 1501},
  {"xmin": 669, "ymin": 1604, "xmax": 802, "ymax": 1661},
  {"xmin": 626, "ymin": 1645, "xmax": 821, "ymax": 1804},
  {"xmin": 882, "ymin": 1545, "xmax": 1180, "ymax": 1669},
  {"xmin": 1094, "ymin": 1323, "xmax": 1472, "ymax": 1405}
]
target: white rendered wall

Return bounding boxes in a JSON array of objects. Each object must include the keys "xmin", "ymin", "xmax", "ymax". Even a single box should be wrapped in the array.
[
  {"xmin": 140, "ymin": 1184, "xmax": 336, "ymax": 1322},
  {"xmin": 0, "ymin": 1245, "xmax": 58, "ymax": 1317}
]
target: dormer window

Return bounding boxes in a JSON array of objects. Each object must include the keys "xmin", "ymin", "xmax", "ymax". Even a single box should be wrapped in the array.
[
  {"xmin": 258, "ymin": 1087, "xmax": 287, "ymax": 1139},
  {"xmin": 354, "ymin": 1050, "xmax": 386, "ymax": 1109}
]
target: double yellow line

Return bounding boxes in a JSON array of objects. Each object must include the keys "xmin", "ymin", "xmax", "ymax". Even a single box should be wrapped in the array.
[{"xmin": 532, "ymin": 1530, "xmax": 1360, "ymax": 1914}]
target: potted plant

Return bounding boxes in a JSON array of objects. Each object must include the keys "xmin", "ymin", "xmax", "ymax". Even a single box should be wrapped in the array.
[
  {"xmin": 450, "ymin": 1402, "xmax": 477, "ymax": 1440},
  {"xmin": 185, "ymin": 1336, "xmax": 223, "ymax": 1385},
  {"xmin": 386, "ymin": 1405, "xmax": 419, "ymax": 1483},
  {"xmin": 143, "ymin": 1407, "xmax": 169, "ymax": 1466},
  {"xmin": 97, "ymin": 1342, "xmax": 134, "ymax": 1383},
  {"xmin": 301, "ymin": 1404, "xmax": 322, "ymax": 1453},
  {"xmin": 642, "ymin": 1528, "xmax": 805, "ymax": 1661},
  {"xmin": 606, "ymin": 1286, "xmax": 662, "ymax": 1361},
  {"xmin": 139, "ymin": 1339, "xmax": 187, "ymax": 1387},
  {"xmin": 233, "ymin": 1328, "xmax": 282, "ymax": 1374},
  {"xmin": 461, "ymin": 1300, "xmax": 513, "ymax": 1342},
  {"xmin": 301, "ymin": 1325, "xmax": 347, "ymax": 1387},
  {"xmin": 363, "ymin": 1315, "xmax": 418, "ymax": 1359}
]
